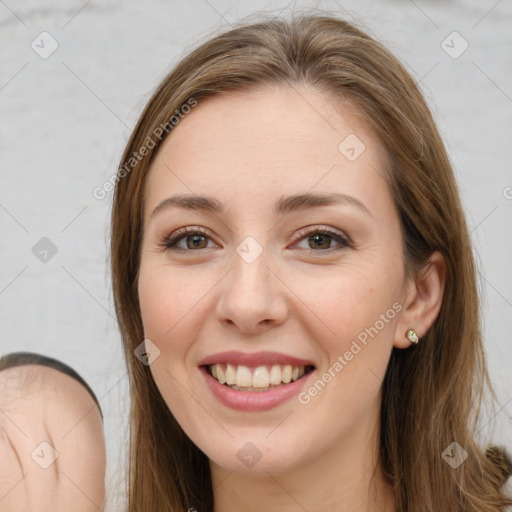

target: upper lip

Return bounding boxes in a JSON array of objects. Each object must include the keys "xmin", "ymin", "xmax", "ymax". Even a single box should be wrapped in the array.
[{"xmin": 198, "ymin": 351, "xmax": 315, "ymax": 368}]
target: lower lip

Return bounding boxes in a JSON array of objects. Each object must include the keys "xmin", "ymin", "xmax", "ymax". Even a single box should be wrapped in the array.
[{"xmin": 200, "ymin": 366, "xmax": 315, "ymax": 411}]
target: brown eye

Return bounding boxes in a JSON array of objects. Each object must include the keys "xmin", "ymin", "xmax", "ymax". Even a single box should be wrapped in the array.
[
  {"xmin": 163, "ymin": 227, "xmax": 216, "ymax": 251},
  {"xmin": 294, "ymin": 228, "xmax": 351, "ymax": 252},
  {"xmin": 308, "ymin": 233, "xmax": 333, "ymax": 250},
  {"xmin": 184, "ymin": 234, "xmax": 209, "ymax": 249}
]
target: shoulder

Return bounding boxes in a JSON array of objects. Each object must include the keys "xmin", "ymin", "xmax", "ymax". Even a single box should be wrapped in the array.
[
  {"xmin": 0, "ymin": 364, "xmax": 106, "ymax": 511},
  {"xmin": 502, "ymin": 474, "xmax": 512, "ymax": 510}
]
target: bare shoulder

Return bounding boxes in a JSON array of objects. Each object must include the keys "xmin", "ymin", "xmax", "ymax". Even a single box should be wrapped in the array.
[{"xmin": 0, "ymin": 364, "xmax": 106, "ymax": 512}]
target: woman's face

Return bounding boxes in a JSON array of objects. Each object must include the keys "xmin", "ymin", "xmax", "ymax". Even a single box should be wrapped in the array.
[{"xmin": 138, "ymin": 84, "xmax": 412, "ymax": 475}]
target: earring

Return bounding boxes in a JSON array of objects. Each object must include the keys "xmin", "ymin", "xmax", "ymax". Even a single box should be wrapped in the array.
[{"xmin": 406, "ymin": 328, "xmax": 419, "ymax": 345}]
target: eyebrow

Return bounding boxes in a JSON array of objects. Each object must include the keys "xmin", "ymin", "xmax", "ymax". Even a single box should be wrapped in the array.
[{"xmin": 151, "ymin": 192, "xmax": 372, "ymax": 218}]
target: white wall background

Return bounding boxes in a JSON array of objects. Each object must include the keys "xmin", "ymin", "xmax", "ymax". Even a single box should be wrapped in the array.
[{"xmin": 1, "ymin": 0, "xmax": 511, "ymax": 510}]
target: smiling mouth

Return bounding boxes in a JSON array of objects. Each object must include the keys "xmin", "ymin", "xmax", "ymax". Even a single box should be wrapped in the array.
[{"xmin": 205, "ymin": 363, "xmax": 315, "ymax": 392}]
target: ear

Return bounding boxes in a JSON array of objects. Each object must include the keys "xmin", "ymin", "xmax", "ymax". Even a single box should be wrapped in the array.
[{"xmin": 394, "ymin": 251, "xmax": 446, "ymax": 349}]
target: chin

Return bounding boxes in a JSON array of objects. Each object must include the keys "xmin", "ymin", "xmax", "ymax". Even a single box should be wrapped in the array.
[{"xmin": 193, "ymin": 429, "xmax": 310, "ymax": 476}]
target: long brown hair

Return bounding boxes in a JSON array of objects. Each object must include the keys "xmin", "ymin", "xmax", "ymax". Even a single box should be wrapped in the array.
[{"xmin": 111, "ymin": 12, "xmax": 512, "ymax": 511}]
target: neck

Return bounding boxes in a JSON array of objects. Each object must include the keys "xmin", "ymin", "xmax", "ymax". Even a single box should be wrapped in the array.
[{"xmin": 210, "ymin": 403, "xmax": 395, "ymax": 512}]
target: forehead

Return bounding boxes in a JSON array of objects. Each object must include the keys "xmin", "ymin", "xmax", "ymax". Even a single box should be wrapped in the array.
[{"xmin": 144, "ymin": 84, "xmax": 390, "ymax": 215}]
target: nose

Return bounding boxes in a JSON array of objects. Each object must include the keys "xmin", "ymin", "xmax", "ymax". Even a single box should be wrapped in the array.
[{"xmin": 216, "ymin": 247, "xmax": 288, "ymax": 334}]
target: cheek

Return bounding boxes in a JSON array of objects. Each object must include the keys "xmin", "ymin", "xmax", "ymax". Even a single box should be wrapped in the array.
[
  {"xmin": 138, "ymin": 264, "xmax": 209, "ymax": 424},
  {"xmin": 295, "ymin": 262, "xmax": 402, "ymax": 357},
  {"xmin": 138, "ymin": 262, "xmax": 205, "ymax": 342},
  {"xmin": 294, "ymin": 270, "xmax": 400, "ymax": 432},
  {"xmin": 137, "ymin": 263, "xmax": 199, "ymax": 404},
  {"xmin": 137, "ymin": 261, "xmax": 218, "ymax": 393}
]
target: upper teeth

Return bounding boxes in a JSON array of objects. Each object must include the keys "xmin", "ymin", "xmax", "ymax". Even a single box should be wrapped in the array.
[{"xmin": 210, "ymin": 363, "xmax": 307, "ymax": 388}]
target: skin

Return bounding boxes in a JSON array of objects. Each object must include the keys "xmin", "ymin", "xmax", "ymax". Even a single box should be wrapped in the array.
[
  {"xmin": 138, "ymin": 84, "xmax": 445, "ymax": 512},
  {"xmin": 0, "ymin": 365, "xmax": 106, "ymax": 512}
]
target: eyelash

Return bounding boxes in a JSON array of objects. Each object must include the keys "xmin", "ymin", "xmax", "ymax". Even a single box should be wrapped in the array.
[{"xmin": 160, "ymin": 225, "xmax": 352, "ymax": 254}]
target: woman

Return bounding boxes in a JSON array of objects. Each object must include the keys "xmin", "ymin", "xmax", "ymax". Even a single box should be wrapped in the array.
[
  {"xmin": 110, "ymin": 12, "xmax": 512, "ymax": 512},
  {"xmin": 1, "ymin": 12, "xmax": 511, "ymax": 512}
]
